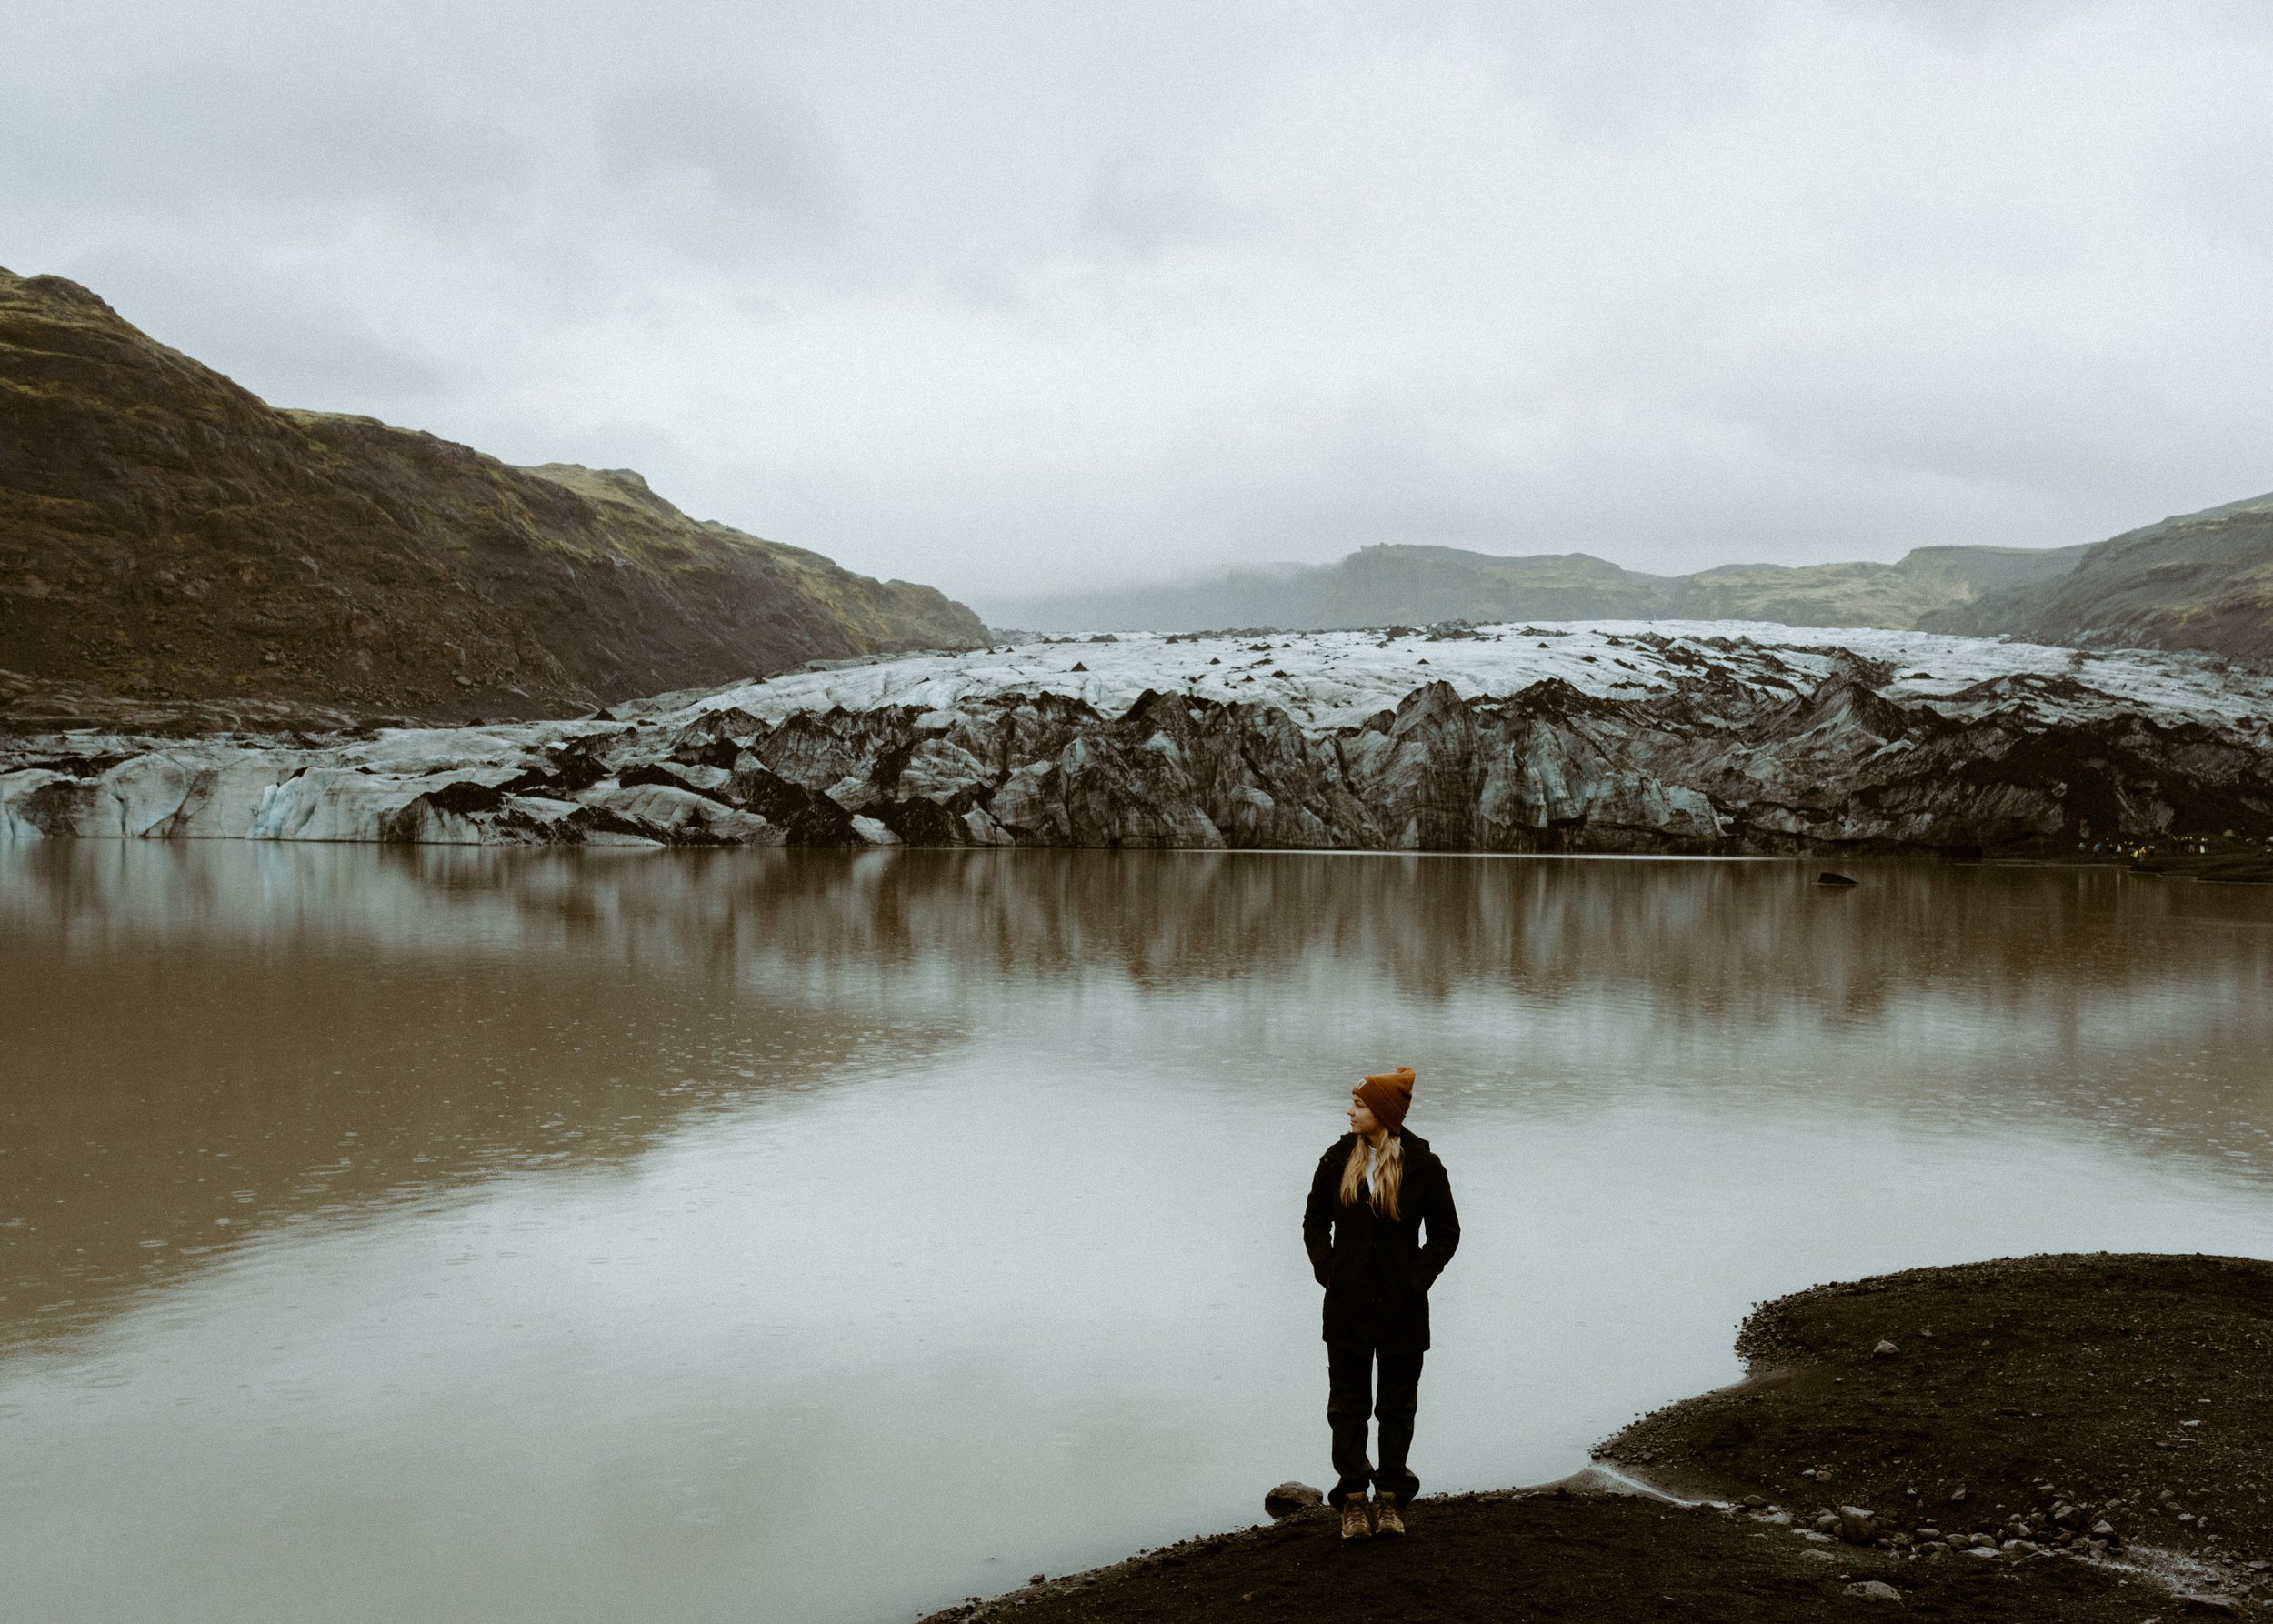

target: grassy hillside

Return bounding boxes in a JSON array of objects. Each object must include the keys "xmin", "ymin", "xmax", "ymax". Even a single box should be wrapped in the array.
[
  {"xmin": 1922, "ymin": 492, "xmax": 2273, "ymax": 662},
  {"xmin": 988, "ymin": 539, "xmax": 2088, "ymax": 636},
  {"xmin": 0, "ymin": 267, "xmax": 986, "ymax": 722}
]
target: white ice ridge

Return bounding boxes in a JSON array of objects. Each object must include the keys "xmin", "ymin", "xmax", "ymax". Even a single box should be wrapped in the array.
[
  {"xmin": 5, "ymin": 620, "xmax": 2268, "ymax": 847},
  {"xmin": 665, "ymin": 621, "xmax": 2273, "ymax": 736}
]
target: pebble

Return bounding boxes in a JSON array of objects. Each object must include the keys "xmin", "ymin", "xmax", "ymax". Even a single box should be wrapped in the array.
[
  {"xmin": 1845, "ymin": 1579, "xmax": 1903, "ymax": 1602},
  {"xmin": 1262, "ymin": 1482, "xmax": 1323, "ymax": 1519},
  {"xmin": 1872, "ymin": 1340, "xmax": 1899, "ymax": 1358}
]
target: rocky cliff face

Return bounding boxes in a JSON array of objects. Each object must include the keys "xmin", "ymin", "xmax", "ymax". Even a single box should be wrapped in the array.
[
  {"xmin": 0, "ymin": 267, "xmax": 987, "ymax": 725},
  {"xmin": 6, "ymin": 624, "xmax": 2268, "ymax": 855},
  {"xmin": 1922, "ymin": 491, "xmax": 2273, "ymax": 663}
]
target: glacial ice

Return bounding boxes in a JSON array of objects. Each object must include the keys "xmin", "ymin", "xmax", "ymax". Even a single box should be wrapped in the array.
[{"xmin": 4, "ymin": 622, "xmax": 2268, "ymax": 851}]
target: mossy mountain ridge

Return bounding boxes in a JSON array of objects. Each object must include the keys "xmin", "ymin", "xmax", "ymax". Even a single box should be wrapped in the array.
[
  {"xmin": 0, "ymin": 266, "xmax": 986, "ymax": 725},
  {"xmin": 993, "ymin": 500, "xmax": 2273, "ymax": 667},
  {"xmin": 1921, "ymin": 489, "xmax": 2273, "ymax": 662},
  {"xmin": 988, "ymin": 537, "xmax": 2094, "ymax": 638}
]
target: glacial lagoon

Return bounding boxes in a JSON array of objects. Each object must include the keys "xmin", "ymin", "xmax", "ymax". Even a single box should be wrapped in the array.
[{"xmin": 3, "ymin": 843, "xmax": 2271, "ymax": 1623}]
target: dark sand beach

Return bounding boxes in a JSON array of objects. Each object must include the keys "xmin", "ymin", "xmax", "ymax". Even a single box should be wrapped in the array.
[{"xmin": 927, "ymin": 1255, "xmax": 2272, "ymax": 1621}]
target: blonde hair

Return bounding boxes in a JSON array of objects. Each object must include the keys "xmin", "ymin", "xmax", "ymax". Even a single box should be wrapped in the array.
[{"xmin": 1338, "ymin": 1130, "xmax": 1403, "ymax": 1219}]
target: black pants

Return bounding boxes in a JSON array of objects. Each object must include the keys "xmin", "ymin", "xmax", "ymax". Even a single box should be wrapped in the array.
[{"xmin": 1327, "ymin": 1340, "xmax": 1424, "ymax": 1508}]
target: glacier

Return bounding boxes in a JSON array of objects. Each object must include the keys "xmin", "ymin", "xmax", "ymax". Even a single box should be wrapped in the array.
[{"xmin": 5, "ymin": 622, "xmax": 2270, "ymax": 854}]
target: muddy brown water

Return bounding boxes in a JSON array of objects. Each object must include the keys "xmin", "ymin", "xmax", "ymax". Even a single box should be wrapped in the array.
[{"xmin": 3, "ymin": 844, "xmax": 2270, "ymax": 1623}]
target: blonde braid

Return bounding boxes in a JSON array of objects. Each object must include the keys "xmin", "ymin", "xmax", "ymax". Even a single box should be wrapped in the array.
[{"xmin": 1337, "ymin": 1130, "xmax": 1403, "ymax": 1219}]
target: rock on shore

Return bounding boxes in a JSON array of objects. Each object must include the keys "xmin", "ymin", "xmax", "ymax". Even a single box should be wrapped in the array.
[{"xmin": 5, "ymin": 622, "xmax": 2272, "ymax": 852}]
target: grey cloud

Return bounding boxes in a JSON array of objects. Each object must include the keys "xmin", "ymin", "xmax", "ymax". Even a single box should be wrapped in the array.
[
  {"xmin": 83, "ymin": 244, "xmax": 454, "ymax": 417},
  {"xmin": 6, "ymin": 1, "xmax": 2273, "ymax": 599},
  {"xmin": 1081, "ymin": 154, "xmax": 1228, "ymax": 259},
  {"xmin": 593, "ymin": 71, "xmax": 842, "ymax": 245}
]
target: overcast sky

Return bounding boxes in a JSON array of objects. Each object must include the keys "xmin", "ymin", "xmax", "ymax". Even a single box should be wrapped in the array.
[{"xmin": 8, "ymin": 2, "xmax": 2273, "ymax": 602}]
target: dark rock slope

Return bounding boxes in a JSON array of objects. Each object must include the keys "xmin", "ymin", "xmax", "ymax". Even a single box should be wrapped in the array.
[
  {"xmin": 1924, "ymin": 490, "xmax": 2273, "ymax": 662},
  {"xmin": 6, "ymin": 627, "xmax": 2269, "ymax": 853},
  {"xmin": 0, "ymin": 266, "xmax": 986, "ymax": 724}
]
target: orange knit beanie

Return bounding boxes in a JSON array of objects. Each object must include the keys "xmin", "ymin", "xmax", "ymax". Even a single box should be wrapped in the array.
[{"xmin": 1355, "ymin": 1067, "xmax": 1415, "ymax": 1133}]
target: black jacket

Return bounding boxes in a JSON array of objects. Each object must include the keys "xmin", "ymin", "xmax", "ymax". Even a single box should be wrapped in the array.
[{"xmin": 1302, "ymin": 1131, "xmax": 1460, "ymax": 1353}]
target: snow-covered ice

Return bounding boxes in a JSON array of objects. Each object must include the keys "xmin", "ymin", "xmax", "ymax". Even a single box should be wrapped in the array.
[
  {"xmin": 5, "ymin": 621, "xmax": 2269, "ymax": 848},
  {"xmin": 658, "ymin": 622, "xmax": 2271, "ymax": 736}
]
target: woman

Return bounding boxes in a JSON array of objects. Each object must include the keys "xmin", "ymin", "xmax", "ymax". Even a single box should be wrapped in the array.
[{"xmin": 1301, "ymin": 1065, "xmax": 1460, "ymax": 1541}]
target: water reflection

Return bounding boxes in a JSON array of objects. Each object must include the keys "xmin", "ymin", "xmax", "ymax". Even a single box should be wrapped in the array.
[
  {"xmin": 1, "ymin": 843, "xmax": 2269, "ymax": 1624},
  {"xmin": 1, "ymin": 844, "xmax": 968, "ymax": 1356}
]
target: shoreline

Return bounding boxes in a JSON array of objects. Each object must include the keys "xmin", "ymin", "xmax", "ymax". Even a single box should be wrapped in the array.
[
  {"xmin": 2, "ymin": 821, "xmax": 2268, "ymax": 882},
  {"xmin": 918, "ymin": 1254, "xmax": 2272, "ymax": 1622}
]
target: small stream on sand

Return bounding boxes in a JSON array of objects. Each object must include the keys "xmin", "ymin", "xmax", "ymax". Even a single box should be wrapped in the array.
[{"xmin": 3, "ymin": 844, "xmax": 2270, "ymax": 1624}]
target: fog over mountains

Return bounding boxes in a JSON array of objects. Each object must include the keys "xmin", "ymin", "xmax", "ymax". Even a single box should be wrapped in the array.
[
  {"xmin": 984, "ymin": 492, "xmax": 2273, "ymax": 665},
  {"xmin": 982, "ymin": 542, "xmax": 2091, "ymax": 639}
]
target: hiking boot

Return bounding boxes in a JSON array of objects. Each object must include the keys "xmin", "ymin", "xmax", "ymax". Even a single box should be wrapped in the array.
[
  {"xmin": 1340, "ymin": 1496, "xmax": 1373, "ymax": 1541},
  {"xmin": 1373, "ymin": 1492, "xmax": 1406, "ymax": 1537}
]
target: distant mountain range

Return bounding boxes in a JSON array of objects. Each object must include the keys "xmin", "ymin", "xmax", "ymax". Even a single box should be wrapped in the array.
[
  {"xmin": 982, "ymin": 540, "xmax": 2091, "ymax": 639},
  {"xmin": 0, "ymin": 267, "xmax": 986, "ymax": 727},
  {"xmin": 986, "ymin": 496, "xmax": 2273, "ymax": 665}
]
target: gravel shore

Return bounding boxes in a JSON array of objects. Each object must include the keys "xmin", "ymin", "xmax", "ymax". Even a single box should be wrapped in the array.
[{"xmin": 922, "ymin": 1254, "xmax": 2271, "ymax": 1622}]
